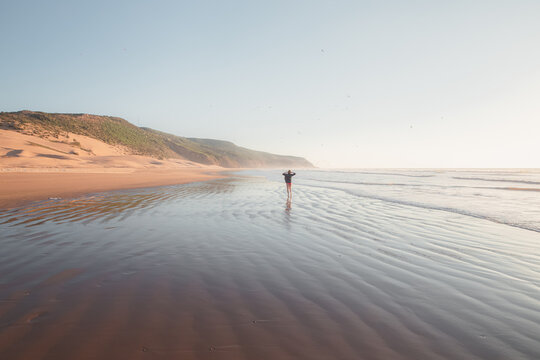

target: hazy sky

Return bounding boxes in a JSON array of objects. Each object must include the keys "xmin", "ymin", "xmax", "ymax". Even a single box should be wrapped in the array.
[{"xmin": 2, "ymin": 0, "xmax": 539, "ymax": 168}]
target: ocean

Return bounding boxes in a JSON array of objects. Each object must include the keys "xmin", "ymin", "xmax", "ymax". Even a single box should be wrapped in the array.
[{"xmin": 1, "ymin": 169, "xmax": 539, "ymax": 359}]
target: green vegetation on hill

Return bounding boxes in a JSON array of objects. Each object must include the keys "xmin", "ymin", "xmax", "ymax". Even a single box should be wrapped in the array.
[{"xmin": 0, "ymin": 111, "xmax": 313, "ymax": 168}]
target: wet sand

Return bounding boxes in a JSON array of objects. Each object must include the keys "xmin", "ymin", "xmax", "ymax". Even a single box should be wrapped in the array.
[
  {"xmin": 1, "ymin": 176, "xmax": 540, "ymax": 359},
  {"xmin": 0, "ymin": 169, "xmax": 224, "ymax": 209}
]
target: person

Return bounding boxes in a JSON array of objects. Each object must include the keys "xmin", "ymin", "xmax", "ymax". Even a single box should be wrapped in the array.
[{"xmin": 282, "ymin": 170, "xmax": 296, "ymax": 198}]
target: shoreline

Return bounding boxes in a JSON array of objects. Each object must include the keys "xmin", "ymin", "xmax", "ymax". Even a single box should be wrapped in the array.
[{"xmin": 0, "ymin": 168, "xmax": 228, "ymax": 210}]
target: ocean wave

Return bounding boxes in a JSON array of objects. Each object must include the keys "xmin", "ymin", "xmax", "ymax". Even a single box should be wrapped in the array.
[
  {"xmin": 313, "ymin": 170, "xmax": 435, "ymax": 178},
  {"xmin": 504, "ymin": 187, "xmax": 540, "ymax": 192},
  {"xmin": 304, "ymin": 178, "xmax": 540, "ymax": 192},
  {"xmin": 303, "ymin": 178, "xmax": 413, "ymax": 187},
  {"xmin": 302, "ymin": 183, "xmax": 540, "ymax": 234},
  {"xmin": 453, "ymin": 176, "xmax": 540, "ymax": 185}
]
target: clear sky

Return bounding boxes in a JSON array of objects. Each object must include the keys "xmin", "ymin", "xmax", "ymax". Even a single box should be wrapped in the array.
[{"xmin": 1, "ymin": 0, "xmax": 539, "ymax": 168}]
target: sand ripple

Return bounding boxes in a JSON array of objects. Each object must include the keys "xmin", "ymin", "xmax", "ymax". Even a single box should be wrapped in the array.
[{"xmin": 1, "ymin": 177, "xmax": 540, "ymax": 359}]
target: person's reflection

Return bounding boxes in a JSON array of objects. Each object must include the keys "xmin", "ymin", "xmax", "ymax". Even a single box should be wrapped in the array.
[{"xmin": 284, "ymin": 198, "xmax": 292, "ymax": 228}]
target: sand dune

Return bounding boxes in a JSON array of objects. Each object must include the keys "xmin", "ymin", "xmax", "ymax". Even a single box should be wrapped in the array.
[{"xmin": 0, "ymin": 129, "xmax": 225, "ymax": 208}]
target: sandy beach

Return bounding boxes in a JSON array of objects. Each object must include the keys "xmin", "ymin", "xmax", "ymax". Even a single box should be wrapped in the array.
[
  {"xmin": 0, "ymin": 169, "xmax": 224, "ymax": 209},
  {"xmin": 1, "ymin": 170, "xmax": 540, "ymax": 359},
  {"xmin": 0, "ymin": 129, "xmax": 225, "ymax": 209}
]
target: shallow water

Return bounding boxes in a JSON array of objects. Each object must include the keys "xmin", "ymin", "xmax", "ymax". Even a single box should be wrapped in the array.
[{"xmin": 1, "ymin": 171, "xmax": 540, "ymax": 359}]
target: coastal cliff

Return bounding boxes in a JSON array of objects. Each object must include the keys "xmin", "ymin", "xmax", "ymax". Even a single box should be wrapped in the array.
[{"xmin": 0, "ymin": 111, "xmax": 313, "ymax": 168}]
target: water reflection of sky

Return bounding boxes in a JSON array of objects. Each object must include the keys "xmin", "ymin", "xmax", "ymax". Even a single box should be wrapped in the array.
[{"xmin": 0, "ymin": 178, "xmax": 237, "ymax": 228}]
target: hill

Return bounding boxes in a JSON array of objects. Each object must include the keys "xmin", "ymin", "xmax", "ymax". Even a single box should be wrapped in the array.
[{"xmin": 0, "ymin": 111, "xmax": 313, "ymax": 168}]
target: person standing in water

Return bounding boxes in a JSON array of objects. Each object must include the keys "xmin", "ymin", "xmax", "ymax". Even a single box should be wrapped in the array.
[{"xmin": 282, "ymin": 170, "xmax": 296, "ymax": 198}]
